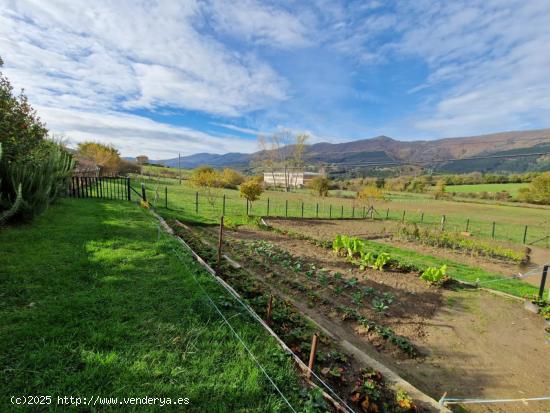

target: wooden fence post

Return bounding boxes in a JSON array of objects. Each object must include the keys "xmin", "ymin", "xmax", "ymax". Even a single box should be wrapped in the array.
[
  {"xmin": 440, "ymin": 215, "xmax": 446, "ymax": 231},
  {"xmin": 402, "ymin": 210, "xmax": 406, "ymax": 222},
  {"xmin": 217, "ymin": 216, "xmax": 224, "ymax": 268},
  {"xmin": 306, "ymin": 334, "xmax": 319, "ymax": 380},
  {"xmin": 266, "ymin": 295, "xmax": 273, "ymax": 325},
  {"xmin": 352, "ymin": 206, "xmax": 355, "ymax": 219},
  {"xmin": 420, "ymin": 211, "xmax": 424, "ymax": 223},
  {"xmin": 141, "ymin": 183, "xmax": 147, "ymax": 202}
]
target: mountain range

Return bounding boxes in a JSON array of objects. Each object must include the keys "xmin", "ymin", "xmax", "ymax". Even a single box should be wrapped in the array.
[{"xmin": 151, "ymin": 128, "xmax": 550, "ymax": 173}]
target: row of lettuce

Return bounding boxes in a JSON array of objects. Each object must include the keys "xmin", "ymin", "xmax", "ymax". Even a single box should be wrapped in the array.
[{"xmin": 333, "ymin": 235, "xmax": 449, "ymax": 285}]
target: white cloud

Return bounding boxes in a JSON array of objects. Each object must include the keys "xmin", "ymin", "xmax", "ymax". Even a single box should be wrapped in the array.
[
  {"xmin": 393, "ymin": 0, "xmax": 550, "ymax": 135},
  {"xmin": 38, "ymin": 107, "xmax": 257, "ymax": 159},
  {"xmin": 203, "ymin": 0, "xmax": 313, "ymax": 49},
  {"xmin": 0, "ymin": 1, "xmax": 289, "ymax": 116}
]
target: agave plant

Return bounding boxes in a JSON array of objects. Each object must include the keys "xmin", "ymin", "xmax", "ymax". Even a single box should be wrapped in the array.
[{"xmin": 0, "ymin": 143, "xmax": 23, "ymax": 224}]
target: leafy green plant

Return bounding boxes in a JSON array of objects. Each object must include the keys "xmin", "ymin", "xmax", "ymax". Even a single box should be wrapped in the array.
[
  {"xmin": 420, "ymin": 265, "xmax": 449, "ymax": 285},
  {"xmin": 371, "ymin": 299, "xmax": 389, "ymax": 314},
  {"xmin": 373, "ymin": 252, "xmax": 391, "ymax": 271},
  {"xmin": 352, "ymin": 291, "xmax": 363, "ymax": 305}
]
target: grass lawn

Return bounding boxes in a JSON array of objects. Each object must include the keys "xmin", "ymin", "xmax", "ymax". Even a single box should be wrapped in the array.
[
  {"xmin": 446, "ymin": 182, "xmax": 529, "ymax": 196},
  {"xmin": 0, "ymin": 199, "xmax": 306, "ymax": 412},
  {"xmin": 135, "ymin": 176, "xmax": 550, "ymax": 246}
]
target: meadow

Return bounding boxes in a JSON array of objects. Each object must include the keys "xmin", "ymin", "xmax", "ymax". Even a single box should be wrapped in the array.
[
  {"xmin": 0, "ymin": 199, "xmax": 307, "ymax": 412},
  {"xmin": 136, "ymin": 176, "xmax": 550, "ymax": 247},
  {"xmin": 445, "ymin": 182, "xmax": 528, "ymax": 196}
]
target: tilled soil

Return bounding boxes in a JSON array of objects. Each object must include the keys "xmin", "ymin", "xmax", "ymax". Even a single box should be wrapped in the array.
[
  {"xmin": 212, "ymin": 224, "xmax": 550, "ymax": 413},
  {"xmin": 266, "ymin": 218, "xmax": 549, "ymax": 288}
]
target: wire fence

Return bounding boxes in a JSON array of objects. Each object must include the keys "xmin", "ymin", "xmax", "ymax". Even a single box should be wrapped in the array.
[{"xmin": 149, "ymin": 185, "xmax": 549, "ymax": 247}]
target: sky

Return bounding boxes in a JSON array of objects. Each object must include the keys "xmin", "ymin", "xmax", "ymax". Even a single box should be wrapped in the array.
[{"xmin": 1, "ymin": 0, "xmax": 550, "ymax": 158}]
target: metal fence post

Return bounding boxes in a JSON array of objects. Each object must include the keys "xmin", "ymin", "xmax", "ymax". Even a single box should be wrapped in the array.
[
  {"xmin": 195, "ymin": 191, "xmax": 199, "ymax": 213},
  {"xmin": 165, "ymin": 186, "xmax": 167, "ymax": 208},
  {"xmin": 316, "ymin": 203, "xmax": 319, "ymax": 218},
  {"xmin": 267, "ymin": 197, "xmax": 270, "ymax": 216},
  {"xmin": 222, "ymin": 194, "xmax": 226, "ymax": 216},
  {"xmin": 466, "ymin": 218, "xmax": 470, "ymax": 232},
  {"xmin": 523, "ymin": 225, "xmax": 528, "ymax": 244},
  {"xmin": 386, "ymin": 208, "xmax": 389, "ymax": 219},
  {"xmin": 492, "ymin": 221, "xmax": 496, "ymax": 239},
  {"xmin": 402, "ymin": 210, "xmax": 406, "ymax": 222},
  {"xmin": 329, "ymin": 204, "xmax": 332, "ymax": 219},
  {"xmin": 420, "ymin": 211, "xmax": 424, "ymax": 223},
  {"xmin": 440, "ymin": 215, "xmax": 446, "ymax": 231},
  {"xmin": 352, "ymin": 206, "xmax": 355, "ymax": 218},
  {"xmin": 301, "ymin": 202, "xmax": 304, "ymax": 218},
  {"xmin": 127, "ymin": 178, "xmax": 131, "ymax": 201},
  {"xmin": 340, "ymin": 205, "xmax": 344, "ymax": 219},
  {"xmin": 246, "ymin": 199, "xmax": 249, "ymax": 216},
  {"xmin": 539, "ymin": 265, "xmax": 549, "ymax": 300}
]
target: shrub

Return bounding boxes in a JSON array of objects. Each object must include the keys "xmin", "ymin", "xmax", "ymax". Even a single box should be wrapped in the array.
[
  {"xmin": 307, "ymin": 176, "xmax": 330, "ymax": 197},
  {"xmin": 357, "ymin": 186, "xmax": 383, "ymax": 204},
  {"xmin": 240, "ymin": 179, "xmax": 263, "ymax": 205},
  {"xmin": 0, "ymin": 58, "xmax": 48, "ymax": 162},
  {"xmin": 221, "ymin": 168, "xmax": 245, "ymax": 188},
  {"xmin": 0, "ymin": 59, "xmax": 74, "ymax": 222}
]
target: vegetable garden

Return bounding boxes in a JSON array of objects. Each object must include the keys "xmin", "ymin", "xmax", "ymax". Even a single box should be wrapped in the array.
[{"xmin": 165, "ymin": 214, "xmax": 550, "ymax": 413}]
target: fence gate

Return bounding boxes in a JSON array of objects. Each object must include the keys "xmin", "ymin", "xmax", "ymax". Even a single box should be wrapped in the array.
[{"xmin": 68, "ymin": 176, "xmax": 131, "ymax": 201}]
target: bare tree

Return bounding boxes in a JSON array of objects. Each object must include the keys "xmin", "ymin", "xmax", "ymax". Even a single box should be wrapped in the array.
[{"xmin": 256, "ymin": 130, "xmax": 309, "ymax": 192}]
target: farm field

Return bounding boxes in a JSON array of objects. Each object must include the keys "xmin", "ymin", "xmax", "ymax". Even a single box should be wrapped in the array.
[
  {"xmin": 181, "ymin": 220, "xmax": 550, "ymax": 413},
  {"xmin": 0, "ymin": 199, "xmax": 309, "ymax": 412},
  {"xmin": 136, "ymin": 177, "xmax": 550, "ymax": 247},
  {"xmin": 445, "ymin": 183, "xmax": 528, "ymax": 196}
]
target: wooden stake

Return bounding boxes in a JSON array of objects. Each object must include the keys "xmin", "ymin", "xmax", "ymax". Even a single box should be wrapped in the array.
[
  {"xmin": 307, "ymin": 333, "xmax": 319, "ymax": 380},
  {"xmin": 217, "ymin": 216, "xmax": 224, "ymax": 267},
  {"xmin": 266, "ymin": 295, "xmax": 273, "ymax": 325}
]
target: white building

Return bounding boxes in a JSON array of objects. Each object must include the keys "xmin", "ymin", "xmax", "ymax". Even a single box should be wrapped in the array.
[{"xmin": 263, "ymin": 171, "xmax": 320, "ymax": 188}]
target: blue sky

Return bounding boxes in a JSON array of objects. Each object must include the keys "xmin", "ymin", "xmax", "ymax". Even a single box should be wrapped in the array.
[{"xmin": 1, "ymin": 0, "xmax": 550, "ymax": 158}]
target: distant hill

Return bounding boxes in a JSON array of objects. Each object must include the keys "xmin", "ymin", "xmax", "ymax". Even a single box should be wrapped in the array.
[{"xmin": 153, "ymin": 128, "xmax": 550, "ymax": 173}]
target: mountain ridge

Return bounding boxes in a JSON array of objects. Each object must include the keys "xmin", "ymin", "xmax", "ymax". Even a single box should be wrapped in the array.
[{"xmin": 151, "ymin": 128, "xmax": 550, "ymax": 171}]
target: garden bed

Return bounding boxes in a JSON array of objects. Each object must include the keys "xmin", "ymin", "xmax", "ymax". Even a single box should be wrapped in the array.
[
  {"xmin": 193, "ymin": 220, "xmax": 550, "ymax": 413},
  {"xmin": 169, "ymin": 220, "xmax": 436, "ymax": 413}
]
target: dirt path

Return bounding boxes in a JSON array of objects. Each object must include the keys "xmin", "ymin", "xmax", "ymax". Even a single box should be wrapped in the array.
[{"xmin": 218, "ymin": 224, "xmax": 550, "ymax": 413}]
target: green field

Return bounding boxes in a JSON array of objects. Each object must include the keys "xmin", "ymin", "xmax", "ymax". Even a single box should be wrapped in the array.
[
  {"xmin": 446, "ymin": 182, "xmax": 528, "ymax": 196},
  {"xmin": 136, "ymin": 177, "xmax": 550, "ymax": 246},
  {"xmin": 0, "ymin": 199, "xmax": 306, "ymax": 412}
]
